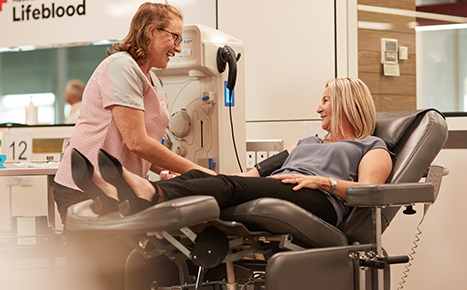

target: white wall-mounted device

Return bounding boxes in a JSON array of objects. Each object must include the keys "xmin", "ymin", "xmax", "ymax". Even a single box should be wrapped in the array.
[
  {"xmin": 155, "ymin": 25, "xmax": 246, "ymax": 174},
  {"xmin": 381, "ymin": 38, "xmax": 400, "ymax": 76}
]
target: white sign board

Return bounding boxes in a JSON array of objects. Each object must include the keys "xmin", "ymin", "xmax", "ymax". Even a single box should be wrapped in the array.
[
  {"xmin": 0, "ymin": 0, "xmax": 216, "ymax": 48},
  {"xmin": 3, "ymin": 129, "xmax": 33, "ymax": 161}
]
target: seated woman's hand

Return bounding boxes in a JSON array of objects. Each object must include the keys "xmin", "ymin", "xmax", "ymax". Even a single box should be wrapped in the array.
[{"xmin": 271, "ymin": 174, "xmax": 324, "ymax": 191}]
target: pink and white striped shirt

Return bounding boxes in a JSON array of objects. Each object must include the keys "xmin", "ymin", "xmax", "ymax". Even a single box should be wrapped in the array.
[{"xmin": 55, "ymin": 52, "xmax": 170, "ymax": 191}]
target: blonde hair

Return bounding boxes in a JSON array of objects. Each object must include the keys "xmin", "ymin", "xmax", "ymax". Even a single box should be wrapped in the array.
[
  {"xmin": 109, "ymin": 2, "xmax": 183, "ymax": 61},
  {"xmin": 325, "ymin": 78, "xmax": 376, "ymax": 140}
]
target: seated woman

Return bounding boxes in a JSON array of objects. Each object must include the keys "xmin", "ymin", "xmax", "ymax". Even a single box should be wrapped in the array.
[{"xmin": 72, "ymin": 77, "xmax": 393, "ymax": 227}]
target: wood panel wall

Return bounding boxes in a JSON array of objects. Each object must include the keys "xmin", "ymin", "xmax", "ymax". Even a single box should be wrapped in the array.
[{"xmin": 357, "ymin": 0, "xmax": 416, "ymax": 111}]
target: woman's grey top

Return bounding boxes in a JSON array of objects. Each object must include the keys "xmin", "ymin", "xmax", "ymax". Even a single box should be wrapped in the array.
[{"xmin": 270, "ymin": 135, "xmax": 393, "ymax": 225}]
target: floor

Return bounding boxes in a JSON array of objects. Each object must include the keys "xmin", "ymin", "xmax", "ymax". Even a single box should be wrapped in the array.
[
  {"xmin": 0, "ymin": 257, "xmax": 67, "ymax": 290},
  {"xmin": 0, "ymin": 230, "xmax": 67, "ymax": 290}
]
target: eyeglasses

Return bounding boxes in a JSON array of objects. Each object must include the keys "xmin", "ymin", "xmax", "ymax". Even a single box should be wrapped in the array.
[{"xmin": 158, "ymin": 28, "xmax": 183, "ymax": 46}]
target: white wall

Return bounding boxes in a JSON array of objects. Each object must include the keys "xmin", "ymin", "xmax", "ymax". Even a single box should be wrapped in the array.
[
  {"xmin": 218, "ymin": 1, "xmax": 337, "ymax": 147},
  {"xmin": 0, "ymin": 0, "xmax": 217, "ymax": 48}
]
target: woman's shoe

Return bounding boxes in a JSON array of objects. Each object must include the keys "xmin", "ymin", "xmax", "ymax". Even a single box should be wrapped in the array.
[
  {"xmin": 98, "ymin": 149, "xmax": 153, "ymax": 216},
  {"xmin": 71, "ymin": 148, "xmax": 119, "ymax": 215}
]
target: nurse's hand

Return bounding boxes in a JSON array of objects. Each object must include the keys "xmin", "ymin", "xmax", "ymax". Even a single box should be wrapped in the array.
[
  {"xmin": 271, "ymin": 174, "xmax": 324, "ymax": 191},
  {"xmin": 160, "ymin": 170, "xmax": 179, "ymax": 180}
]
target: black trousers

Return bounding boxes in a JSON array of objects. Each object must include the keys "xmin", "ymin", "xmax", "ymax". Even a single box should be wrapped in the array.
[
  {"xmin": 155, "ymin": 170, "xmax": 338, "ymax": 226},
  {"xmin": 54, "ymin": 182, "xmax": 90, "ymax": 225}
]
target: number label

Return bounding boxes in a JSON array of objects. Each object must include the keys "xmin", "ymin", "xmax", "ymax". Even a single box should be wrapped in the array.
[
  {"xmin": 9, "ymin": 141, "xmax": 28, "ymax": 160},
  {"xmin": 3, "ymin": 130, "xmax": 33, "ymax": 161}
]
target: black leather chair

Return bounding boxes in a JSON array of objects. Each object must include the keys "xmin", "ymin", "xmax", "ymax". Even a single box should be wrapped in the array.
[{"xmin": 66, "ymin": 109, "xmax": 448, "ymax": 290}]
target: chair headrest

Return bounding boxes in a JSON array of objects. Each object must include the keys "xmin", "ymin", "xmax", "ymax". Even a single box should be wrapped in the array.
[{"xmin": 374, "ymin": 109, "xmax": 444, "ymax": 150}]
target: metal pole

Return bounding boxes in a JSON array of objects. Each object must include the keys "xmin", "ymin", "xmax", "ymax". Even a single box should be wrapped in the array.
[{"xmin": 373, "ymin": 207, "xmax": 384, "ymax": 290}]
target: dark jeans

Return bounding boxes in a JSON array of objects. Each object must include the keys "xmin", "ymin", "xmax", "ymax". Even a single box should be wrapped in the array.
[{"xmin": 155, "ymin": 170, "xmax": 338, "ymax": 226}]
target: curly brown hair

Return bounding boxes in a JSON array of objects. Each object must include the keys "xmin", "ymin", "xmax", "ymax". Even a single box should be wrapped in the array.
[{"xmin": 109, "ymin": 2, "xmax": 183, "ymax": 61}]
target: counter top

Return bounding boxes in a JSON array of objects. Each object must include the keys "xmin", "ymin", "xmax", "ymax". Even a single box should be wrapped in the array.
[{"xmin": 0, "ymin": 167, "xmax": 57, "ymax": 176}]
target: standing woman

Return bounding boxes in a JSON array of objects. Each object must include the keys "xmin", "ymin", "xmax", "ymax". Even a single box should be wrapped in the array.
[{"xmin": 54, "ymin": 2, "xmax": 214, "ymax": 224}]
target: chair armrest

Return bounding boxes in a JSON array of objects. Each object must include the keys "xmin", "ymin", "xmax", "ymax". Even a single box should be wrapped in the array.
[{"xmin": 346, "ymin": 183, "xmax": 434, "ymax": 207}]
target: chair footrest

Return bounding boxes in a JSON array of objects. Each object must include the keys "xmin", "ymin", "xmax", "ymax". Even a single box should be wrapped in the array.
[{"xmin": 66, "ymin": 196, "xmax": 220, "ymax": 234}]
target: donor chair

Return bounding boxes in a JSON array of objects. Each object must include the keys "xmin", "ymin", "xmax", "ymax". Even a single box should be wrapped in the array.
[{"xmin": 66, "ymin": 109, "xmax": 448, "ymax": 290}]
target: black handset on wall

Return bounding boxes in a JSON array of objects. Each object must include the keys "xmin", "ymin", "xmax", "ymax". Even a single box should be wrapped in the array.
[
  {"xmin": 216, "ymin": 45, "xmax": 241, "ymax": 92},
  {"xmin": 216, "ymin": 45, "xmax": 244, "ymax": 172}
]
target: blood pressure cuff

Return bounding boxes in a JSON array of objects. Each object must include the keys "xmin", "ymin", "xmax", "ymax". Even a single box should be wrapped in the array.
[{"xmin": 254, "ymin": 150, "xmax": 289, "ymax": 177}]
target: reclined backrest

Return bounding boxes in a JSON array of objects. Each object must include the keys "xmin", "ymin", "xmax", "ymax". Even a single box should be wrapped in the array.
[{"xmin": 338, "ymin": 109, "xmax": 448, "ymax": 244}]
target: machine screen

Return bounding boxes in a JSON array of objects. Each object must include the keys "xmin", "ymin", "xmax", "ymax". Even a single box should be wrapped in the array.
[{"xmin": 224, "ymin": 81, "xmax": 235, "ymax": 107}]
